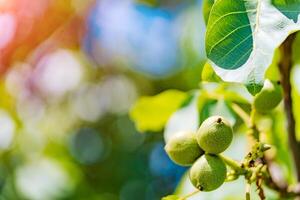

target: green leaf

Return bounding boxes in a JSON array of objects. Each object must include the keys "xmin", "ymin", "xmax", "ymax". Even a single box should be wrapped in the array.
[
  {"xmin": 221, "ymin": 89, "xmax": 251, "ymax": 104},
  {"xmin": 200, "ymin": 83, "xmax": 252, "ymax": 104},
  {"xmin": 201, "ymin": 62, "xmax": 222, "ymax": 82},
  {"xmin": 205, "ymin": 0, "xmax": 300, "ymax": 84},
  {"xmin": 202, "ymin": 0, "xmax": 215, "ymax": 25},
  {"xmin": 161, "ymin": 195, "xmax": 181, "ymax": 200},
  {"xmin": 265, "ymin": 49, "xmax": 281, "ymax": 81},
  {"xmin": 206, "ymin": 0, "xmax": 253, "ymax": 70},
  {"xmin": 272, "ymin": 0, "xmax": 300, "ymax": 22},
  {"xmin": 293, "ymin": 32, "xmax": 300, "ymax": 63},
  {"xmin": 130, "ymin": 90, "xmax": 189, "ymax": 132}
]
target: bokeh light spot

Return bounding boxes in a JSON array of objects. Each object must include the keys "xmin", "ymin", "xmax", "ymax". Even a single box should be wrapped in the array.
[
  {"xmin": 33, "ymin": 49, "xmax": 83, "ymax": 98},
  {"xmin": 0, "ymin": 110, "xmax": 15, "ymax": 150},
  {"xmin": 69, "ymin": 128, "xmax": 110, "ymax": 165},
  {"xmin": 0, "ymin": 13, "xmax": 16, "ymax": 50},
  {"xmin": 15, "ymin": 159, "xmax": 74, "ymax": 200}
]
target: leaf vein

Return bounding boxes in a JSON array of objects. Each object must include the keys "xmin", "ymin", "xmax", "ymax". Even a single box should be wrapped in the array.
[
  {"xmin": 231, "ymin": 47, "xmax": 253, "ymax": 69},
  {"xmin": 217, "ymin": 33, "xmax": 253, "ymax": 64},
  {"xmin": 208, "ymin": 24, "xmax": 251, "ymax": 55},
  {"xmin": 206, "ymin": 9, "xmax": 256, "ymax": 37}
]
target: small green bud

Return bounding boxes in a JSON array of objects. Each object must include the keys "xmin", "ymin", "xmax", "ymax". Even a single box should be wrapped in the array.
[
  {"xmin": 246, "ymin": 82, "xmax": 263, "ymax": 96},
  {"xmin": 197, "ymin": 116, "xmax": 233, "ymax": 154},
  {"xmin": 189, "ymin": 154, "xmax": 227, "ymax": 191},
  {"xmin": 253, "ymin": 79, "xmax": 282, "ymax": 113},
  {"xmin": 165, "ymin": 131, "xmax": 204, "ymax": 166}
]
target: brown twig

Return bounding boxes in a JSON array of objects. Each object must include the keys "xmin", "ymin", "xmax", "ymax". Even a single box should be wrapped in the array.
[
  {"xmin": 278, "ymin": 32, "xmax": 300, "ymax": 181},
  {"xmin": 256, "ymin": 178, "xmax": 265, "ymax": 200}
]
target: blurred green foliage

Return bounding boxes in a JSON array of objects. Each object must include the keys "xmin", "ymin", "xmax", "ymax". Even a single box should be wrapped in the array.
[{"xmin": 130, "ymin": 90, "xmax": 189, "ymax": 132}]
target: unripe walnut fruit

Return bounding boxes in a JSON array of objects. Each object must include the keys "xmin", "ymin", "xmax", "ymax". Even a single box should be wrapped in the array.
[
  {"xmin": 189, "ymin": 154, "xmax": 227, "ymax": 191},
  {"xmin": 253, "ymin": 79, "xmax": 282, "ymax": 113},
  {"xmin": 165, "ymin": 131, "xmax": 204, "ymax": 166},
  {"xmin": 197, "ymin": 116, "xmax": 233, "ymax": 154}
]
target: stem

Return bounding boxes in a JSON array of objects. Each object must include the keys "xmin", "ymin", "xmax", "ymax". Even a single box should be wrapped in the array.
[
  {"xmin": 249, "ymin": 108, "xmax": 260, "ymax": 141},
  {"xmin": 278, "ymin": 32, "xmax": 300, "ymax": 181},
  {"xmin": 246, "ymin": 182, "xmax": 251, "ymax": 200},
  {"xmin": 249, "ymin": 108, "xmax": 256, "ymax": 128},
  {"xmin": 256, "ymin": 178, "xmax": 266, "ymax": 200},
  {"xmin": 231, "ymin": 103, "xmax": 259, "ymax": 146},
  {"xmin": 180, "ymin": 190, "xmax": 200, "ymax": 200},
  {"xmin": 231, "ymin": 103, "xmax": 250, "ymax": 126},
  {"xmin": 219, "ymin": 155, "xmax": 248, "ymax": 174}
]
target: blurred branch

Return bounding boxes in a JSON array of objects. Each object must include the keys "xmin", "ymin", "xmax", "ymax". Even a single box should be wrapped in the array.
[
  {"xmin": 231, "ymin": 103, "xmax": 250, "ymax": 127},
  {"xmin": 278, "ymin": 32, "xmax": 300, "ymax": 182},
  {"xmin": 256, "ymin": 178, "xmax": 265, "ymax": 200},
  {"xmin": 231, "ymin": 102, "xmax": 259, "ymax": 144},
  {"xmin": 264, "ymin": 157, "xmax": 300, "ymax": 198}
]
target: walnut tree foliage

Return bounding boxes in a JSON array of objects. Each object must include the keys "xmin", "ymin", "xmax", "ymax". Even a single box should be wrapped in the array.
[{"xmin": 131, "ymin": 0, "xmax": 300, "ymax": 199}]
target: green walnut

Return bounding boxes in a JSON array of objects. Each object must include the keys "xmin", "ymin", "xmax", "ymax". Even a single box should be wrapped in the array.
[
  {"xmin": 165, "ymin": 131, "xmax": 204, "ymax": 166},
  {"xmin": 189, "ymin": 154, "xmax": 227, "ymax": 191},
  {"xmin": 196, "ymin": 116, "xmax": 233, "ymax": 154},
  {"xmin": 253, "ymin": 79, "xmax": 282, "ymax": 113}
]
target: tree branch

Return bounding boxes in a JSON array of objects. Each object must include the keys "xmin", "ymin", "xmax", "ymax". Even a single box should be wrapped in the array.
[
  {"xmin": 278, "ymin": 32, "xmax": 300, "ymax": 181},
  {"xmin": 264, "ymin": 164, "xmax": 300, "ymax": 198}
]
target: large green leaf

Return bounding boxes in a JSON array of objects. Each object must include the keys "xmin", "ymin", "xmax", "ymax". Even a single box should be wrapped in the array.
[
  {"xmin": 130, "ymin": 90, "xmax": 189, "ymax": 132},
  {"xmin": 205, "ymin": 0, "xmax": 300, "ymax": 85},
  {"xmin": 272, "ymin": 0, "xmax": 300, "ymax": 22},
  {"xmin": 202, "ymin": 0, "xmax": 215, "ymax": 25},
  {"xmin": 206, "ymin": 0, "xmax": 253, "ymax": 70}
]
